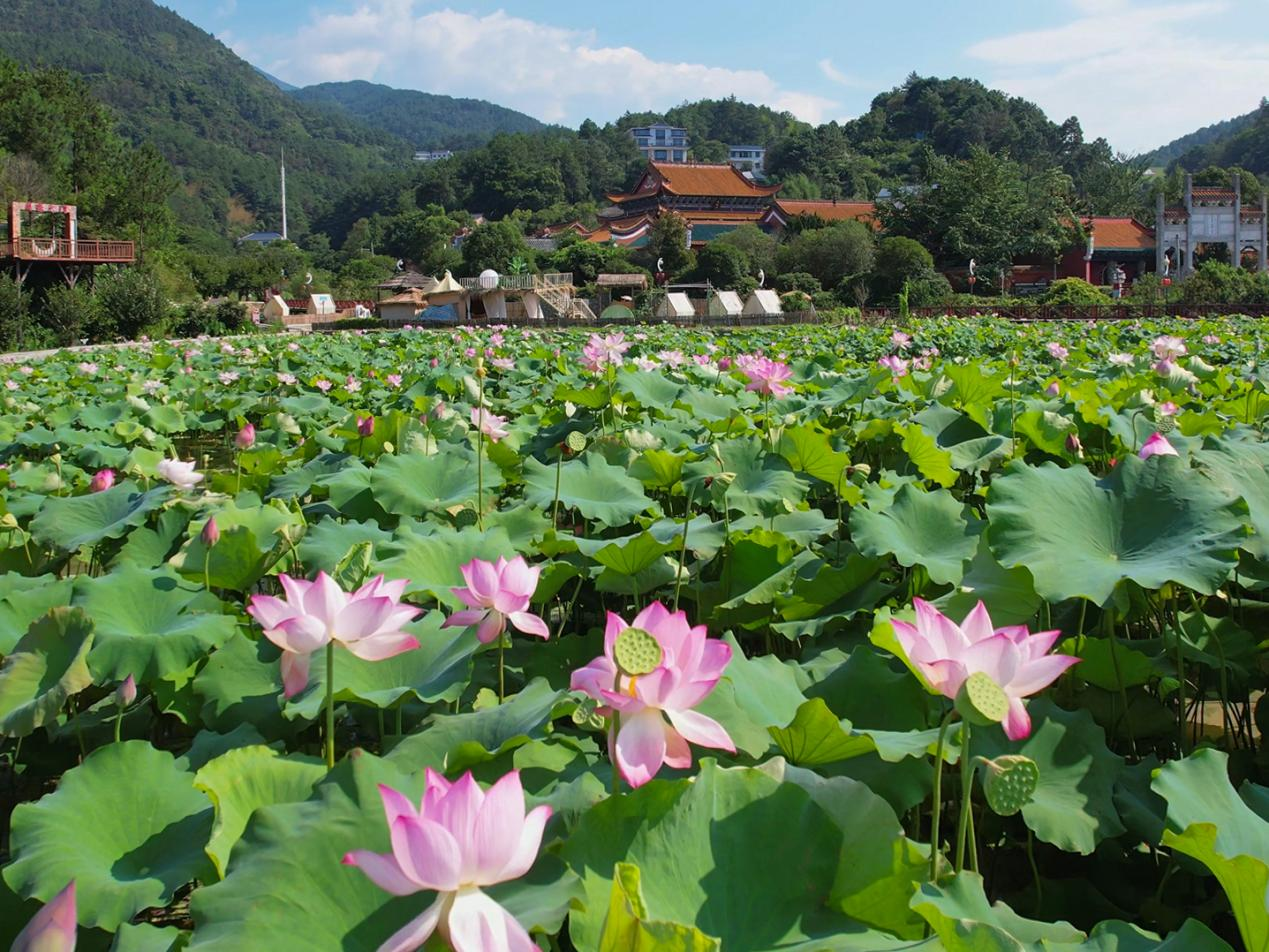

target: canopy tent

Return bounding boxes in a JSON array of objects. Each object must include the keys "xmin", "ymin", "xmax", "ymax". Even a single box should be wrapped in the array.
[
  {"xmin": 707, "ymin": 290, "xmax": 743, "ymax": 317},
  {"xmin": 262, "ymin": 295, "xmax": 290, "ymax": 321},
  {"xmin": 432, "ymin": 271, "xmax": 464, "ymax": 294},
  {"xmin": 308, "ymin": 294, "xmax": 336, "ymax": 316},
  {"xmin": 742, "ymin": 289, "xmax": 782, "ymax": 316},
  {"xmin": 654, "ymin": 292, "xmax": 694, "ymax": 319}
]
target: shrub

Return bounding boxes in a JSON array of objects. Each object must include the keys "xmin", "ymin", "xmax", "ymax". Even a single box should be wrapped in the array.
[
  {"xmin": 95, "ymin": 267, "xmax": 172, "ymax": 340},
  {"xmin": 1041, "ymin": 278, "xmax": 1113, "ymax": 306}
]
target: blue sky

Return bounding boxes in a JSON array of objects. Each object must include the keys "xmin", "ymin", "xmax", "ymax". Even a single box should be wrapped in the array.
[{"xmin": 165, "ymin": 0, "xmax": 1269, "ymax": 153}]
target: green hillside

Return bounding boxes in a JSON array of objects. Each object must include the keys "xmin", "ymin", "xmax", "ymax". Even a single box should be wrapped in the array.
[
  {"xmin": 1143, "ymin": 105, "xmax": 1262, "ymax": 166},
  {"xmin": 293, "ymin": 80, "xmax": 547, "ymax": 151},
  {"xmin": 1170, "ymin": 99, "xmax": 1269, "ymax": 178}
]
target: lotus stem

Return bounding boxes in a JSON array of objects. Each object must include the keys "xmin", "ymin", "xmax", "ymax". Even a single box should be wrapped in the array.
[
  {"xmin": 672, "ymin": 487, "xmax": 695, "ymax": 613},
  {"xmin": 498, "ymin": 635, "xmax": 506, "ymax": 703},
  {"xmin": 929, "ymin": 708, "xmax": 956, "ymax": 882},
  {"xmin": 203, "ymin": 547, "xmax": 212, "ymax": 595},
  {"xmin": 552, "ymin": 449, "xmax": 563, "ymax": 529},
  {"xmin": 1188, "ymin": 592, "xmax": 1232, "ymax": 749},
  {"xmin": 324, "ymin": 641, "xmax": 336, "ymax": 769},
  {"xmin": 955, "ymin": 722, "xmax": 974, "ymax": 873}
]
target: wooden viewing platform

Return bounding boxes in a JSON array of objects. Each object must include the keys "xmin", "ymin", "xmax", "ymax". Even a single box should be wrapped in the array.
[{"xmin": 7, "ymin": 236, "xmax": 135, "ymax": 264}]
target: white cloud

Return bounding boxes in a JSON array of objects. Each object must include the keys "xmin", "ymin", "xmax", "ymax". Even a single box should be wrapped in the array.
[
  {"xmin": 967, "ymin": 0, "xmax": 1269, "ymax": 153},
  {"xmin": 265, "ymin": 4, "xmax": 838, "ymax": 126},
  {"xmin": 817, "ymin": 58, "xmax": 871, "ymax": 89}
]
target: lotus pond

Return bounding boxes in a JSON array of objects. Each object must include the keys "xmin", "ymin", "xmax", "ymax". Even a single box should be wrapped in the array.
[{"xmin": 1, "ymin": 315, "xmax": 1268, "ymax": 951}]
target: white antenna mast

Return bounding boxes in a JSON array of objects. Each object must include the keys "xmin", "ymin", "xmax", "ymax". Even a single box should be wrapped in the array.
[{"xmin": 280, "ymin": 147, "xmax": 289, "ymax": 241}]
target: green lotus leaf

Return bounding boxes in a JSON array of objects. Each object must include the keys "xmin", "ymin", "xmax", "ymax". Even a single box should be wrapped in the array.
[
  {"xmin": 386, "ymin": 677, "xmax": 563, "ymax": 774},
  {"xmin": 29, "ymin": 482, "xmax": 172, "ymax": 551},
  {"xmin": 987, "ymin": 458, "xmax": 1247, "ymax": 605},
  {"xmin": 0, "ymin": 574, "xmax": 74, "ymax": 655},
  {"xmin": 712, "ymin": 439, "xmax": 809, "ymax": 518},
  {"xmin": 296, "ymin": 519, "xmax": 395, "ymax": 574},
  {"xmin": 192, "ymin": 633, "xmax": 298, "ymax": 740},
  {"xmin": 629, "ymin": 448, "xmax": 687, "ymax": 490},
  {"xmin": 778, "ymin": 425, "xmax": 852, "ymax": 489},
  {"xmin": 370, "ymin": 446, "xmax": 501, "ymax": 516},
  {"xmin": 170, "ymin": 497, "xmax": 303, "ymax": 591},
  {"xmin": 577, "ymin": 530, "xmax": 675, "ymax": 577},
  {"xmin": 933, "ymin": 535, "xmax": 1040, "ymax": 627},
  {"xmin": 899, "ymin": 422, "xmax": 958, "ymax": 488},
  {"xmin": 110, "ymin": 922, "xmax": 188, "ymax": 952},
  {"xmin": 3, "ymin": 741, "xmax": 214, "ymax": 931},
  {"xmin": 0, "ymin": 607, "xmax": 95, "ymax": 738},
  {"xmin": 523, "ymin": 453, "xmax": 654, "ymax": 528},
  {"xmin": 770, "ymin": 698, "xmax": 874, "ymax": 765},
  {"xmin": 974, "ymin": 699, "xmax": 1125, "ymax": 855},
  {"xmin": 193, "ymin": 744, "xmax": 325, "ymax": 878},
  {"xmin": 188, "ymin": 750, "xmax": 580, "ymax": 950},
  {"xmin": 284, "ymin": 612, "xmax": 480, "ymax": 719},
  {"xmin": 74, "ymin": 564, "xmax": 238, "ymax": 682},
  {"xmin": 563, "ymin": 761, "xmax": 924, "ymax": 951},
  {"xmin": 911, "ymin": 872, "xmax": 1084, "ymax": 950},
  {"xmin": 374, "ymin": 524, "xmax": 517, "ymax": 608},
  {"xmin": 1153, "ymin": 748, "xmax": 1269, "ymax": 952},
  {"xmin": 850, "ymin": 484, "xmax": 980, "ymax": 586},
  {"xmin": 1193, "ymin": 437, "xmax": 1269, "ymax": 559},
  {"xmin": 599, "ymin": 861, "xmax": 721, "ymax": 951}
]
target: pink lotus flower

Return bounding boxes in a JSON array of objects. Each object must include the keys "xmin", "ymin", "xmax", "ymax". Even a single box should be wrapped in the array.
[
  {"xmin": 1152, "ymin": 335, "xmax": 1187, "ymax": 361},
  {"xmin": 891, "ymin": 330, "xmax": 912, "ymax": 349},
  {"xmin": 315, "ymin": 379, "xmax": 333, "ymax": 393},
  {"xmin": 357, "ymin": 415, "xmax": 376, "ymax": 437},
  {"xmin": 1046, "ymin": 342, "xmax": 1069, "ymax": 362},
  {"xmin": 90, "ymin": 469, "xmax": 115, "ymax": 493},
  {"xmin": 471, "ymin": 408, "xmax": 509, "ymax": 442},
  {"xmin": 742, "ymin": 356, "xmax": 795, "ymax": 398},
  {"xmin": 1202, "ymin": 334, "xmax": 1220, "ymax": 345},
  {"xmin": 878, "ymin": 355, "xmax": 909, "ymax": 377},
  {"xmin": 343, "ymin": 770, "xmax": 550, "ymax": 952},
  {"xmin": 492, "ymin": 357, "xmax": 515, "ymax": 371},
  {"xmin": 277, "ymin": 372, "xmax": 297, "ymax": 386},
  {"xmin": 156, "ymin": 458, "xmax": 204, "ymax": 490},
  {"xmin": 116, "ymin": 674, "xmax": 137, "ymax": 708},
  {"xmin": 1158, "ymin": 401, "xmax": 1180, "ymax": 417},
  {"xmin": 571, "ymin": 602, "xmax": 734, "ymax": 788},
  {"xmin": 891, "ymin": 599, "xmax": 1078, "ymax": 740},
  {"xmin": 1045, "ymin": 381, "xmax": 1060, "ymax": 396},
  {"xmin": 12, "ymin": 880, "xmax": 76, "ymax": 952},
  {"xmin": 1108, "ymin": 353, "xmax": 1134, "ymax": 367},
  {"xmin": 247, "ymin": 573, "xmax": 421, "ymax": 698},
  {"xmin": 443, "ymin": 557, "xmax": 549, "ymax": 644},
  {"xmin": 235, "ymin": 423, "xmax": 256, "ymax": 450},
  {"xmin": 1139, "ymin": 432, "xmax": 1178, "ymax": 459},
  {"xmin": 345, "ymin": 375, "xmax": 362, "ymax": 394},
  {"xmin": 386, "ymin": 373, "xmax": 403, "ymax": 388},
  {"xmin": 1154, "ymin": 358, "xmax": 1176, "ymax": 376}
]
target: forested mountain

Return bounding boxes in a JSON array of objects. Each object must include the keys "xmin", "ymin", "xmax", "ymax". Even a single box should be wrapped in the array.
[
  {"xmin": 1168, "ymin": 99, "xmax": 1269, "ymax": 179},
  {"xmin": 1143, "ymin": 105, "xmax": 1262, "ymax": 166},
  {"xmin": 0, "ymin": 0, "xmax": 412, "ymax": 238},
  {"xmin": 613, "ymin": 98, "xmax": 810, "ymax": 162},
  {"xmin": 293, "ymin": 81, "xmax": 547, "ymax": 151}
]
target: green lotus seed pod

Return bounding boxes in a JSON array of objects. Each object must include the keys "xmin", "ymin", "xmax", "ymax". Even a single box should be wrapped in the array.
[
  {"xmin": 982, "ymin": 755, "xmax": 1039, "ymax": 816},
  {"xmin": 571, "ymin": 696, "xmax": 607, "ymax": 731},
  {"xmin": 1156, "ymin": 413, "xmax": 1177, "ymax": 434},
  {"xmin": 454, "ymin": 508, "xmax": 479, "ymax": 529},
  {"xmin": 566, "ymin": 430, "xmax": 588, "ymax": 453},
  {"xmin": 613, "ymin": 627, "xmax": 663, "ymax": 677},
  {"xmin": 956, "ymin": 672, "xmax": 1010, "ymax": 726}
]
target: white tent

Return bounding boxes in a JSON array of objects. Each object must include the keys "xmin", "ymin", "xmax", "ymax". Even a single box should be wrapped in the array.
[
  {"xmin": 308, "ymin": 293, "xmax": 336, "ymax": 316},
  {"xmin": 262, "ymin": 295, "xmax": 290, "ymax": 321},
  {"xmin": 655, "ymin": 292, "xmax": 694, "ymax": 319},
  {"xmin": 742, "ymin": 289, "xmax": 782, "ymax": 316},
  {"xmin": 707, "ymin": 290, "xmax": 744, "ymax": 317}
]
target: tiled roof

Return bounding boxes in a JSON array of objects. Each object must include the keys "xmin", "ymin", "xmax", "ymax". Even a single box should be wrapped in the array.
[
  {"xmin": 1085, "ymin": 217, "xmax": 1154, "ymax": 251},
  {"xmin": 775, "ymin": 199, "xmax": 876, "ymax": 224},
  {"xmin": 607, "ymin": 162, "xmax": 781, "ymax": 202},
  {"xmin": 1191, "ymin": 187, "xmax": 1236, "ymax": 202}
]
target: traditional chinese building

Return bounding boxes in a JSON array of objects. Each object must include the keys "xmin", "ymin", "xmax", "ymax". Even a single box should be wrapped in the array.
[{"xmin": 1155, "ymin": 174, "xmax": 1268, "ymax": 275}]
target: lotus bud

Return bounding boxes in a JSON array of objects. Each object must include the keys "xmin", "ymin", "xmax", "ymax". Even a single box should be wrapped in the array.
[
  {"xmin": 1065, "ymin": 432, "xmax": 1083, "ymax": 458},
  {"xmin": 201, "ymin": 516, "xmax": 220, "ymax": 546},
  {"xmin": 235, "ymin": 422, "xmax": 256, "ymax": 449},
  {"xmin": 1045, "ymin": 382, "xmax": 1060, "ymax": 397},
  {"xmin": 11, "ymin": 880, "xmax": 77, "ymax": 952},
  {"xmin": 90, "ymin": 469, "xmax": 116, "ymax": 493},
  {"xmin": 116, "ymin": 674, "xmax": 137, "ymax": 708},
  {"xmin": 357, "ymin": 415, "xmax": 375, "ymax": 437}
]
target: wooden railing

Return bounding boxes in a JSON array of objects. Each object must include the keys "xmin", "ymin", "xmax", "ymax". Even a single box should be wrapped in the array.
[
  {"xmin": 9, "ymin": 237, "xmax": 135, "ymax": 263},
  {"xmin": 459, "ymin": 273, "xmax": 573, "ymax": 291}
]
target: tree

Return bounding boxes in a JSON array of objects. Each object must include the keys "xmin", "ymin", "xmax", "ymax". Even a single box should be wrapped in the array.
[
  {"xmin": 776, "ymin": 220, "xmax": 875, "ymax": 291},
  {"xmin": 694, "ymin": 242, "xmax": 752, "ymax": 291},
  {"xmin": 713, "ymin": 224, "xmax": 777, "ymax": 279},
  {"xmin": 1041, "ymin": 277, "xmax": 1112, "ymax": 306},
  {"xmin": 40, "ymin": 284, "xmax": 97, "ymax": 345},
  {"xmin": 638, "ymin": 213, "xmax": 694, "ymax": 276},
  {"xmin": 871, "ymin": 236, "xmax": 935, "ymax": 301},
  {"xmin": 460, "ymin": 220, "xmax": 533, "ymax": 275},
  {"xmin": 876, "ymin": 147, "xmax": 1080, "ymax": 276},
  {"xmin": 384, "ymin": 208, "xmax": 461, "ymax": 274},
  {"xmin": 94, "ymin": 267, "xmax": 171, "ymax": 340},
  {"xmin": 775, "ymin": 271, "xmax": 821, "ymax": 295},
  {"xmin": 0, "ymin": 274, "xmax": 32, "ymax": 350},
  {"xmin": 548, "ymin": 237, "xmax": 640, "ymax": 286}
]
